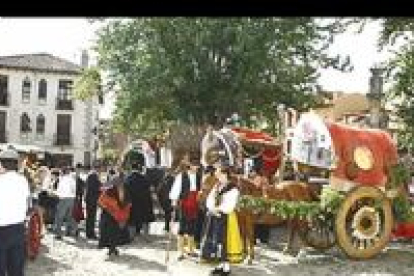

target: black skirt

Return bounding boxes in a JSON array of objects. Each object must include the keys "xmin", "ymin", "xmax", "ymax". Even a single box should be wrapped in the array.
[{"xmin": 98, "ymin": 210, "xmax": 131, "ymax": 248}]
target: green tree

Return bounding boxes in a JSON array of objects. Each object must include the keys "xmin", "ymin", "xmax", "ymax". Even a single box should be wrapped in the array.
[
  {"xmin": 93, "ymin": 18, "xmax": 352, "ymax": 135},
  {"xmin": 377, "ymin": 18, "xmax": 414, "ymax": 151},
  {"xmin": 73, "ymin": 66, "xmax": 102, "ymax": 100}
]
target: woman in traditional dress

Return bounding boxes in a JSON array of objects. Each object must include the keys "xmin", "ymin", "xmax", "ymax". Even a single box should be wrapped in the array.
[
  {"xmin": 201, "ymin": 164, "xmax": 243, "ymax": 276},
  {"xmin": 98, "ymin": 174, "xmax": 132, "ymax": 256}
]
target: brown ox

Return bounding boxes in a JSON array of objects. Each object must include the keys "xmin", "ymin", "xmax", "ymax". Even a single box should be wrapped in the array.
[{"xmin": 199, "ymin": 174, "xmax": 319, "ymax": 263}]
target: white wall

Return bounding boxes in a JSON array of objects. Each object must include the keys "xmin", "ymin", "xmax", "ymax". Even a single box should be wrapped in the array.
[{"xmin": 0, "ymin": 67, "xmax": 100, "ymax": 165}]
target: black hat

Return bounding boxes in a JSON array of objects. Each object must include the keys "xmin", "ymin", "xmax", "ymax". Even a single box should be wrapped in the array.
[{"xmin": 204, "ymin": 165, "xmax": 216, "ymax": 174}]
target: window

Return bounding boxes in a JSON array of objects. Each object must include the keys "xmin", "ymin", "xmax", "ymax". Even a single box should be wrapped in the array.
[
  {"xmin": 58, "ymin": 80, "xmax": 73, "ymax": 100},
  {"xmin": 38, "ymin": 79, "xmax": 47, "ymax": 102},
  {"xmin": 20, "ymin": 112, "xmax": 31, "ymax": 133},
  {"xmin": 36, "ymin": 114, "xmax": 45, "ymax": 134},
  {"xmin": 22, "ymin": 77, "xmax": 31, "ymax": 103},
  {"xmin": 0, "ymin": 75, "xmax": 8, "ymax": 106}
]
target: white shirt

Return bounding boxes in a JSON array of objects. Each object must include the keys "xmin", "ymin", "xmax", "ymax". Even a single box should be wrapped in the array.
[
  {"xmin": 56, "ymin": 173, "xmax": 77, "ymax": 199},
  {"xmin": 0, "ymin": 171, "xmax": 30, "ymax": 226},
  {"xmin": 206, "ymin": 183, "xmax": 240, "ymax": 214},
  {"xmin": 169, "ymin": 171, "xmax": 198, "ymax": 201},
  {"xmin": 159, "ymin": 146, "xmax": 173, "ymax": 168}
]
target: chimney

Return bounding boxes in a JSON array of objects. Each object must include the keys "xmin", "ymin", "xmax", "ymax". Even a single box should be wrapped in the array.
[{"xmin": 81, "ymin": 50, "xmax": 89, "ymax": 68}]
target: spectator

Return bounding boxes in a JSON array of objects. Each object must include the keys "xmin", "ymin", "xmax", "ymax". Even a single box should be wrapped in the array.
[
  {"xmin": 85, "ymin": 165, "xmax": 102, "ymax": 240},
  {"xmin": 0, "ymin": 148, "xmax": 30, "ymax": 276},
  {"xmin": 53, "ymin": 166, "xmax": 78, "ymax": 240}
]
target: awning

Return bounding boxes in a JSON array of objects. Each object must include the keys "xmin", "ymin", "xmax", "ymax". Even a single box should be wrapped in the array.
[{"xmin": 0, "ymin": 143, "xmax": 44, "ymax": 154}]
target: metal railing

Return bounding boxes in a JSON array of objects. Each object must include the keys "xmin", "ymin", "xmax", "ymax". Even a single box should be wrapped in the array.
[
  {"xmin": 53, "ymin": 133, "xmax": 73, "ymax": 146},
  {"xmin": 55, "ymin": 98, "xmax": 74, "ymax": 110}
]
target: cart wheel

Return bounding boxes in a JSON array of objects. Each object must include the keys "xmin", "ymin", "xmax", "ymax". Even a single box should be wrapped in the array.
[
  {"xmin": 299, "ymin": 211, "xmax": 336, "ymax": 251},
  {"xmin": 335, "ymin": 186, "xmax": 393, "ymax": 259},
  {"xmin": 26, "ymin": 211, "xmax": 42, "ymax": 260}
]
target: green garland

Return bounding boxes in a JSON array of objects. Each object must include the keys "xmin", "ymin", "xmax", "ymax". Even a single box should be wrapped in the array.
[
  {"xmin": 387, "ymin": 163, "xmax": 411, "ymax": 190},
  {"xmin": 393, "ymin": 195, "xmax": 414, "ymax": 222},
  {"xmin": 236, "ymin": 187, "xmax": 344, "ymax": 221},
  {"xmin": 387, "ymin": 162, "xmax": 414, "ymax": 223}
]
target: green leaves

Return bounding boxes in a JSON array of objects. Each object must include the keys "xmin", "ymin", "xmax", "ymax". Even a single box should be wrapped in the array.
[
  {"xmin": 237, "ymin": 186, "xmax": 344, "ymax": 221},
  {"xmin": 73, "ymin": 67, "xmax": 102, "ymax": 101},
  {"xmin": 94, "ymin": 18, "xmax": 351, "ymax": 135}
]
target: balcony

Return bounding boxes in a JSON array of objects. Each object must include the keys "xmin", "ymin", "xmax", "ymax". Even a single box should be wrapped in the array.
[
  {"xmin": 54, "ymin": 133, "xmax": 73, "ymax": 146},
  {"xmin": 0, "ymin": 92, "xmax": 9, "ymax": 106},
  {"xmin": 56, "ymin": 98, "xmax": 74, "ymax": 110},
  {"xmin": 0, "ymin": 131, "xmax": 7, "ymax": 143}
]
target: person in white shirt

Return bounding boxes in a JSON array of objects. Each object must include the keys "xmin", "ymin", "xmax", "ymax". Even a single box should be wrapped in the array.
[
  {"xmin": 159, "ymin": 140, "xmax": 173, "ymax": 169},
  {"xmin": 53, "ymin": 167, "xmax": 78, "ymax": 240},
  {"xmin": 0, "ymin": 148, "xmax": 30, "ymax": 276},
  {"xmin": 169, "ymin": 155, "xmax": 200, "ymax": 260}
]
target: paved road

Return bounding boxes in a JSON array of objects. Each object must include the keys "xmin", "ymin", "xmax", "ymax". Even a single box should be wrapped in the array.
[{"xmin": 26, "ymin": 222, "xmax": 414, "ymax": 276}]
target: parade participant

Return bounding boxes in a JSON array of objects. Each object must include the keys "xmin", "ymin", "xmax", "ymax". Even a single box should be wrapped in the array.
[
  {"xmin": 125, "ymin": 160, "xmax": 155, "ymax": 240},
  {"xmin": 194, "ymin": 165, "xmax": 217, "ymax": 249},
  {"xmin": 53, "ymin": 166, "xmax": 78, "ymax": 240},
  {"xmin": 98, "ymin": 174, "xmax": 132, "ymax": 256},
  {"xmin": 202, "ymin": 164, "xmax": 242, "ymax": 276},
  {"xmin": 85, "ymin": 165, "xmax": 102, "ymax": 240},
  {"xmin": 0, "ymin": 148, "xmax": 30, "ymax": 276},
  {"xmin": 169, "ymin": 155, "xmax": 200, "ymax": 260}
]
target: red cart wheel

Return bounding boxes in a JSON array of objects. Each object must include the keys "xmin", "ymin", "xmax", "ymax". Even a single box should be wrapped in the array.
[{"xmin": 26, "ymin": 210, "xmax": 42, "ymax": 260}]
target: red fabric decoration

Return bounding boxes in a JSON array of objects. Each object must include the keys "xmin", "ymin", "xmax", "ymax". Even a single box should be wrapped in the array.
[
  {"xmin": 98, "ymin": 192, "xmax": 131, "ymax": 224},
  {"xmin": 232, "ymin": 127, "xmax": 282, "ymax": 177},
  {"xmin": 392, "ymin": 222, "xmax": 414, "ymax": 238},
  {"xmin": 262, "ymin": 147, "xmax": 282, "ymax": 177},
  {"xmin": 180, "ymin": 191, "xmax": 198, "ymax": 220},
  {"xmin": 327, "ymin": 122, "xmax": 398, "ymax": 187}
]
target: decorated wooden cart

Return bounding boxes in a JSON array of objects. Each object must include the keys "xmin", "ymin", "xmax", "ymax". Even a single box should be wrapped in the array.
[
  {"xmin": 288, "ymin": 112, "xmax": 414, "ymax": 259},
  {"xmin": 201, "ymin": 112, "xmax": 414, "ymax": 260}
]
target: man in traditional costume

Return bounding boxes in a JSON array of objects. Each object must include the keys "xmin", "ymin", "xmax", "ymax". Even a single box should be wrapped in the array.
[
  {"xmin": 169, "ymin": 156, "xmax": 200, "ymax": 260},
  {"xmin": 201, "ymin": 164, "xmax": 242, "ymax": 276},
  {"xmin": 125, "ymin": 160, "xmax": 155, "ymax": 240},
  {"xmin": 85, "ymin": 165, "xmax": 102, "ymax": 240}
]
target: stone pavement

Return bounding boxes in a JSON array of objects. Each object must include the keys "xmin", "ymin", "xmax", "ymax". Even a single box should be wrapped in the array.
[{"xmin": 26, "ymin": 222, "xmax": 414, "ymax": 276}]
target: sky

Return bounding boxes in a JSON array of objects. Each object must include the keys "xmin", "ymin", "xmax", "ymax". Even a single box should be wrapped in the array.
[{"xmin": 0, "ymin": 18, "xmax": 395, "ymax": 119}]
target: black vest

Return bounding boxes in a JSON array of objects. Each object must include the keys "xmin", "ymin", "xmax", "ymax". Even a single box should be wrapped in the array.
[{"xmin": 179, "ymin": 171, "xmax": 191, "ymax": 200}]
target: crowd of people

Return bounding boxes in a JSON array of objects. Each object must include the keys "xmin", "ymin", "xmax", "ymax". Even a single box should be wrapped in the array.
[
  {"xmin": 1, "ymin": 141, "xmax": 413, "ymax": 276},
  {"xmin": 0, "ymin": 146, "xmax": 250, "ymax": 276}
]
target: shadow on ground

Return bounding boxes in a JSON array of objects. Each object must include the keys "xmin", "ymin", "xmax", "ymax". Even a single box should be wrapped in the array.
[{"xmin": 26, "ymin": 244, "xmax": 72, "ymax": 276}]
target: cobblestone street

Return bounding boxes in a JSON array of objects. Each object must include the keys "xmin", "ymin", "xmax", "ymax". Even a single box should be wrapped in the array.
[{"xmin": 26, "ymin": 222, "xmax": 414, "ymax": 276}]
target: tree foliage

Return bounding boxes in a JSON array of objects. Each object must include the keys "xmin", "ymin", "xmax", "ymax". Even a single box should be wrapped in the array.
[
  {"xmin": 376, "ymin": 18, "xmax": 414, "ymax": 151},
  {"xmin": 73, "ymin": 66, "xmax": 102, "ymax": 101},
  {"xmin": 93, "ymin": 18, "xmax": 352, "ymax": 136}
]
